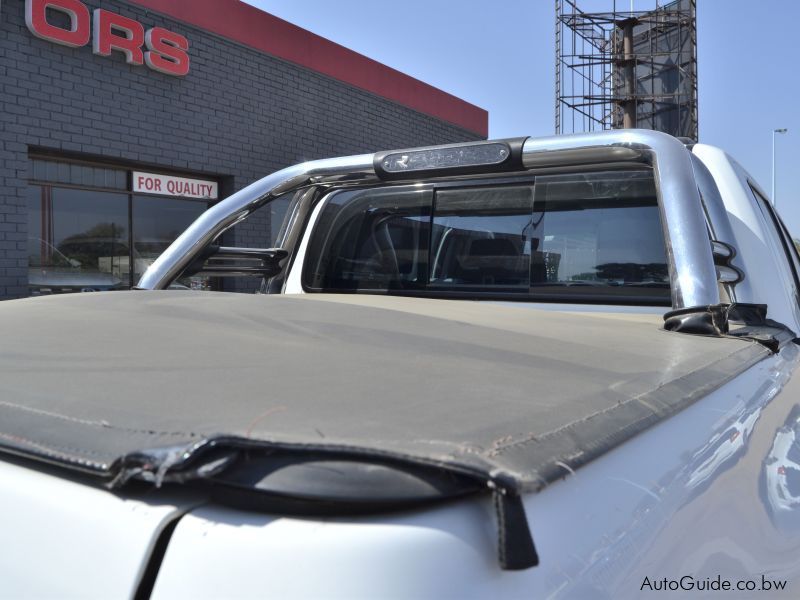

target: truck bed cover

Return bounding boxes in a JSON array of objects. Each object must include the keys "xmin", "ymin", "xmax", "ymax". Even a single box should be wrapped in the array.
[
  {"xmin": 0, "ymin": 291, "xmax": 771, "ymax": 568},
  {"xmin": 0, "ymin": 290, "xmax": 771, "ymax": 483}
]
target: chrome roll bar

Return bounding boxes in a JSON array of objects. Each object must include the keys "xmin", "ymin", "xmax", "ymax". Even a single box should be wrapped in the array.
[
  {"xmin": 522, "ymin": 130, "xmax": 720, "ymax": 309},
  {"xmin": 139, "ymin": 129, "xmax": 719, "ymax": 310},
  {"xmin": 137, "ymin": 154, "xmax": 378, "ymax": 290},
  {"xmin": 688, "ymin": 153, "xmax": 745, "ymax": 302}
]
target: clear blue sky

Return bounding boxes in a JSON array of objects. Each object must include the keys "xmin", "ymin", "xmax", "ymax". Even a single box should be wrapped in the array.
[{"xmin": 244, "ymin": 0, "xmax": 800, "ymax": 238}]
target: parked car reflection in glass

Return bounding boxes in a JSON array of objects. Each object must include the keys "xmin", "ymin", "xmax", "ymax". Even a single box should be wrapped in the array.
[
  {"xmin": 27, "ymin": 236, "xmax": 125, "ymax": 295},
  {"xmin": 763, "ymin": 405, "xmax": 800, "ymax": 528}
]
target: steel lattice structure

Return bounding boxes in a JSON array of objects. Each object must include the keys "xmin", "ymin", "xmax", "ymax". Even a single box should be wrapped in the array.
[{"xmin": 555, "ymin": 0, "xmax": 698, "ymax": 140}]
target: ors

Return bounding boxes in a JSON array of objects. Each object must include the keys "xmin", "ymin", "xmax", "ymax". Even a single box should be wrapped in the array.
[{"xmin": 25, "ymin": 0, "xmax": 190, "ymax": 76}]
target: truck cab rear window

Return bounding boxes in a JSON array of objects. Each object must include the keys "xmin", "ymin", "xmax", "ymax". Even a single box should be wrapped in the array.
[{"xmin": 303, "ymin": 171, "xmax": 670, "ymax": 303}]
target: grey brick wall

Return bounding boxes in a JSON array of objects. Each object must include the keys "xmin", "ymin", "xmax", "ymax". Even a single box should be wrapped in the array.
[{"xmin": 0, "ymin": 0, "xmax": 482, "ymax": 298}]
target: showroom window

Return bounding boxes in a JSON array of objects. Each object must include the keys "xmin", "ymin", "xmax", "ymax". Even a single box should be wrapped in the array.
[{"xmin": 27, "ymin": 158, "xmax": 215, "ymax": 295}]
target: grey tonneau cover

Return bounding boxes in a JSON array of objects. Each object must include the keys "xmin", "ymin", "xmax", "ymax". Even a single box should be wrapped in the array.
[{"xmin": 0, "ymin": 291, "xmax": 768, "ymax": 488}]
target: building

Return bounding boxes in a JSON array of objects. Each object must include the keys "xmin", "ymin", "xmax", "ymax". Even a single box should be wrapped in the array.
[{"xmin": 0, "ymin": 0, "xmax": 487, "ymax": 298}]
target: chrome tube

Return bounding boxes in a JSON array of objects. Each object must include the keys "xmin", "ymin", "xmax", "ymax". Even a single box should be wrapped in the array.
[
  {"xmin": 141, "ymin": 130, "xmax": 718, "ymax": 309},
  {"xmin": 689, "ymin": 153, "xmax": 745, "ymax": 302},
  {"xmin": 137, "ymin": 154, "xmax": 378, "ymax": 290},
  {"xmin": 522, "ymin": 130, "xmax": 720, "ymax": 309}
]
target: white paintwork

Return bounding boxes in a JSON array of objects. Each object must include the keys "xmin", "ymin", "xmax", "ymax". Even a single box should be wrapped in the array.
[
  {"xmin": 693, "ymin": 144, "xmax": 800, "ymax": 332},
  {"xmin": 151, "ymin": 347, "xmax": 800, "ymax": 600},
  {"xmin": 8, "ymin": 140, "xmax": 800, "ymax": 599},
  {"xmin": 282, "ymin": 196, "xmax": 327, "ymax": 294},
  {"xmin": 0, "ymin": 461, "xmax": 201, "ymax": 599}
]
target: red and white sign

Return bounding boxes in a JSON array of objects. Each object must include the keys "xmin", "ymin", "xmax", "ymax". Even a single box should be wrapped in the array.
[
  {"xmin": 134, "ymin": 172, "xmax": 218, "ymax": 200},
  {"xmin": 25, "ymin": 0, "xmax": 190, "ymax": 76}
]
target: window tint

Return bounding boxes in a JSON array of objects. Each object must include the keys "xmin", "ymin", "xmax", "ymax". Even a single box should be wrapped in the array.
[
  {"xmin": 777, "ymin": 216, "xmax": 800, "ymax": 294},
  {"xmin": 27, "ymin": 183, "xmax": 213, "ymax": 294},
  {"xmin": 132, "ymin": 195, "xmax": 208, "ymax": 289},
  {"xmin": 27, "ymin": 186, "xmax": 129, "ymax": 294},
  {"xmin": 787, "ymin": 440, "xmax": 800, "ymax": 465},
  {"xmin": 749, "ymin": 184, "xmax": 800, "ymax": 306},
  {"xmin": 531, "ymin": 172, "xmax": 669, "ymax": 299},
  {"xmin": 303, "ymin": 171, "xmax": 670, "ymax": 303},
  {"xmin": 304, "ymin": 188, "xmax": 432, "ymax": 291},
  {"xmin": 430, "ymin": 186, "xmax": 533, "ymax": 291},
  {"xmin": 30, "ymin": 158, "xmax": 127, "ymax": 190}
]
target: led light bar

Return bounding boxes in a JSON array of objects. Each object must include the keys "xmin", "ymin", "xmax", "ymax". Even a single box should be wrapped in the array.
[
  {"xmin": 382, "ymin": 143, "xmax": 509, "ymax": 172},
  {"xmin": 374, "ymin": 138, "xmax": 527, "ymax": 180}
]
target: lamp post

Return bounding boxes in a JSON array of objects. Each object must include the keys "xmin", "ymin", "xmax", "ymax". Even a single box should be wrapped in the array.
[{"xmin": 772, "ymin": 128, "xmax": 788, "ymax": 206}]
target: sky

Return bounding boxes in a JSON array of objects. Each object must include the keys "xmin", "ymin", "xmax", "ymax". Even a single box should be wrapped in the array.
[{"xmin": 243, "ymin": 0, "xmax": 800, "ymax": 238}]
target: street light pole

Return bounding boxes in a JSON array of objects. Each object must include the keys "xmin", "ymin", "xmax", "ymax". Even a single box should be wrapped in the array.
[{"xmin": 772, "ymin": 128, "xmax": 788, "ymax": 206}]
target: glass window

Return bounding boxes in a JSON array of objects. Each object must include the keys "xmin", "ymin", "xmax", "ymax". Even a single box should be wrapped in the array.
[
  {"xmin": 27, "ymin": 186, "xmax": 128, "ymax": 295},
  {"xmin": 531, "ymin": 172, "xmax": 669, "ymax": 299},
  {"xmin": 303, "ymin": 171, "xmax": 670, "ymax": 303},
  {"xmin": 27, "ymin": 161, "xmax": 216, "ymax": 295},
  {"xmin": 304, "ymin": 187, "xmax": 432, "ymax": 292},
  {"xmin": 777, "ymin": 216, "xmax": 800, "ymax": 291},
  {"xmin": 132, "ymin": 195, "xmax": 208, "ymax": 289},
  {"xmin": 270, "ymin": 194, "xmax": 293, "ymax": 245},
  {"xmin": 30, "ymin": 159, "xmax": 127, "ymax": 190},
  {"xmin": 786, "ymin": 439, "xmax": 800, "ymax": 465},
  {"xmin": 430, "ymin": 186, "xmax": 533, "ymax": 291},
  {"xmin": 749, "ymin": 184, "xmax": 800, "ymax": 306}
]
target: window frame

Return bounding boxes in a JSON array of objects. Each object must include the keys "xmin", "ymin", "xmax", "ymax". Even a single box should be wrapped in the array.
[
  {"xmin": 28, "ymin": 160, "xmax": 215, "ymax": 291},
  {"xmin": 748, "ymin": 182, "xmax": 800, "ymax": 308}
]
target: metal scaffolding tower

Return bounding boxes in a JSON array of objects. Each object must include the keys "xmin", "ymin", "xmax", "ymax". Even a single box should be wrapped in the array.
[{"xmin": 555, "ymin": 0, "xmax": 698, "ymax": 140}]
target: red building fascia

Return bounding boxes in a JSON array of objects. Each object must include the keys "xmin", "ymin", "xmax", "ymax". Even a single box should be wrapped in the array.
[{"xmin": 129, "ymin": 0, "xmax": 488, "ymax": 137}]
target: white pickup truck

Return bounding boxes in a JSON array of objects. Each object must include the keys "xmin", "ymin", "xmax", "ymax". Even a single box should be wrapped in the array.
[{"xmin": 2, "ymin": 130, "xmax": 799, "ymax": 599}]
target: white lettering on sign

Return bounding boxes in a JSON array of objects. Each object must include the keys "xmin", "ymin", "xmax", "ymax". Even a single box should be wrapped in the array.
[{"xmin": 133, "ymin": 172, "xmax": 218, "ymax": 200}]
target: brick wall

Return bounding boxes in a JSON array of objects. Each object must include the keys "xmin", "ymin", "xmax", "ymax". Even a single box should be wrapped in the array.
[{"xmin": 0, "ymin": 0, "xmax": 483, "ymax": 298}]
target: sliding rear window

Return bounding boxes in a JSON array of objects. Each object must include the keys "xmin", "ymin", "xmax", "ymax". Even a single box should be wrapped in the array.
[{"xmin": 303, "ymin": 171, "xmax": 670, "ymax": 303}]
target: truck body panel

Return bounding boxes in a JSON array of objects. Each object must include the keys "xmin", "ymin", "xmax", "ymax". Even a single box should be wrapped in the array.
[{"xmin": 3, "ymin": 131, "xmax": 800, "ymax": 598}]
